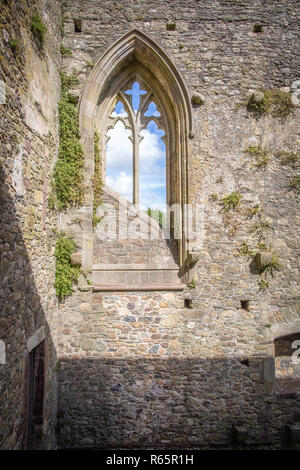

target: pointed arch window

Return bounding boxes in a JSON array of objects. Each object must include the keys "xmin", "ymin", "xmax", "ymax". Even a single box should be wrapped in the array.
[
  {"xmin": 105, "ymin": 78, "xmax": 166, "ymax": 208},
  {"xmin": 79, "ymin": 30, "xmax": 193, "ymax": 272}
]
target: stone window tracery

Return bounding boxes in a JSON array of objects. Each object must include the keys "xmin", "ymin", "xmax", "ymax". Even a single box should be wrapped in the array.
[{"xmin": 105, "ymin": 78, "xmax": 166, "ymax": 207}]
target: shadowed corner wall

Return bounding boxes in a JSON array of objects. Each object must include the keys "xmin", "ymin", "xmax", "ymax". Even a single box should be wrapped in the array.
[{"xmin": 0, "ymin": 0, "xmax": 61, "ymax": 449}]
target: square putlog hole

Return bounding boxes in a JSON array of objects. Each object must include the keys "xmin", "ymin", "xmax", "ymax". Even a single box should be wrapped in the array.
[
  {"xmin": 166, "ymin": 23, "xmax": 176, "ymax": 31},
  {"xmin": 253, "ymin": 24, "xmax": 262, "ymax": 33},
  {"xmin": 240, "ymin": 300, "xmax": 250, "ymax": 311},
  {"xmin": 184, "ymin": 298, "xmax": 193, "ymax": 309},
  {"xmin": 74, "ymin": 19, "xmax": 82, "ymax": 33}
]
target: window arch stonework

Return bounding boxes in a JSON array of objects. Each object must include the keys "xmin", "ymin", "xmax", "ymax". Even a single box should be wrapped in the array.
[
  {"xmin": 79, "ymin": 29, "xmax": 193, "ymax": 275},
  {"xmin": 96, "ymin": 68, "xmax": 169, "ymax": 207}
]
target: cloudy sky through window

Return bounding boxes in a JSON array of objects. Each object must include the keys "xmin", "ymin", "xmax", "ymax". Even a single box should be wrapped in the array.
[{"xmin": 106, "ymin": 97, "xmax": 166, "ymax": 211}]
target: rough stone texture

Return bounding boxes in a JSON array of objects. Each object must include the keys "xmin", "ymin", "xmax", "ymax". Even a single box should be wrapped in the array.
[
  {"xmin": 57, "ymin": 289, "xmax": 266, "ymax": 448},
  {"xmin": 57, "ymin": 288, "xmax": 298, "ymax": 449},
  {"xmin": 93, "ymin": 187, "xmax": 179, "ymax": 266},
  {"xmin": 275, "ymin": 333, "xmax": 300, "ymax": 394},
  {"xmin": 0, "ymin": 0, "xmax": 61, "ymax": 449},
  {"xmin": 55, "ymin": 0, "xmax": 300, "ymax": 450},
  {"xmin": 1, "ymin": 0, "xmax": 300, "ymax": 451}
]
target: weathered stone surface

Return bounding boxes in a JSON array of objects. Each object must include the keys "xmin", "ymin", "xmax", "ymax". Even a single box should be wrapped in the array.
[
  {"xmin": 1, "ymin": 0, "xmax": 300, "ymax": 452},
  {"xmin": 286, "ymin": 424, "xmax": 300, "ymax": 444},
  {"xmin": 252, "ymin": 92, "xmax": 264, "ymax": 104},
  {"xmin": 0, "ymin": 0, "xmax": 61, "ymax": 450},
  {"xmin": 191, "ymin": 92, "xmax": 204, "ymax": 106},
  {"xmin": 255, "ymin": 252, "xmax": 272, "ymax": 271},
  {"xmin": 70, "ymin": 252, "xmax": 82, "ymax": 267}
]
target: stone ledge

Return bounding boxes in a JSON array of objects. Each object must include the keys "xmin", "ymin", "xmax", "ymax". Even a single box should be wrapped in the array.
[
  {"xmin": 93, "ymin": 263, "xmax": 179, "ymax": 271},
  {"xmin": 93, "ymin": 284, "xmax": 185, "ymax": 291}
]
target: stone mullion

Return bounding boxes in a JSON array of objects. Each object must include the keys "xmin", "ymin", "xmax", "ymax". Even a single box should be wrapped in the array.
[{"xmin": 133, "ymin": 124, "xmax": 139, "ymax": 206}]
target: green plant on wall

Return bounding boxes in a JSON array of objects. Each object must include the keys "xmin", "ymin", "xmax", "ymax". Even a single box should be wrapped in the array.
[
  {"xmin": 92, "ymin": 130, "xmax": 103, "ymax": 227},
  {"xmin": 49, "ymin": 71, "xmax": 84, "ymax": 211},
  {"xmin": 278, "ymin": 150, "xmax": 299, "ymax": 165},
  {"xmin": 247, "ymin": 204, "xmax": 260, "ymax": 218},
  {"xmin": 244, "ymin": 146, "xmax": 270, "ymax": 169},
  {"xmin": 9, "ymin": 38, "xmax": 20, "ymax": 55},
  {"xmin": 250, "ymin": 219, "xmax": 271, "ymax": 240},
  {"xmin": 289, "ymin": 175, "xmax": 300, "ymax": 193},
  {"xmin": 60, "ymin": 44, "xmax": 72, "ymax": 57},
  {"xmin": 220, "ymin": 192, "xmax": 242, "ymax": 212},
  {"xmin": 246, "ymin": 89, "xmax": 295, "ymax": 119},
  {"xmin": 30, "ymin": 13, "xmax": 47, "ymax": 45},
  {"xmin": 54, "ymin": 233, "xmax": 80, "ymax": 300},
  {"xmin": 258, "ymin": 279, "xmax": 269, "ymax": 291},
  {"xmin": 237, "ymin": 241, "xmax": 254, "ymax": 258},
  {"xmin": 147, "ymin": 208, "xmax": 166, "ymax": 228},
  {"xmin": 187, "ymin": 279, "xmax": 197, "ymax": 289}
]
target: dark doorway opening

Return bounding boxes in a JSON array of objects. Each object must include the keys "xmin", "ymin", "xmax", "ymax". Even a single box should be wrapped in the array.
[{"xmin": 25, "ymin": 340, "xmax": 45, "ymax": 449}]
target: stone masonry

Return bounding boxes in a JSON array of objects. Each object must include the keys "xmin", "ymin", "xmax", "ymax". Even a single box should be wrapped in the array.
[{"xmin": 1, "ymin": 0, "xmax": 300, "ymax": 450}]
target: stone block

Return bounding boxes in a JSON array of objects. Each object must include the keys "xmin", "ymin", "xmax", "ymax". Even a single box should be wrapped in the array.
[
  {"xmin": 191, "ymin": 92, "xmax": 204, "ymax": 106},
  {"xmin": 34, "ymin": 189, "xmax": 43, "ymax": 204},
  {"xmin": 255, "ymin": 252, "xmax": 272, "ymax": 271},
  {"xmin": 286, "ymin": 424, "xmax": 300, "ymax": 444},
  {"xmin": 252, "ymin": 91, "xmax": 264, "ymax": 104},
  {"xmin": 264, "ymin": 357, "xmax": 275, "ymax": 394},
  {"xmin": 71, "ymin": 252, "xmax": 82, "ymax": 267},
  {"xmin": 231, "ymin": 424, "xmax": 248, "ymax": 444}
]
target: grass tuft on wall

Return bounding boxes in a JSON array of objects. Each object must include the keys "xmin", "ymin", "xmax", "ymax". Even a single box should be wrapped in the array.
[
  {"xmin": 30, "ymin": 13, "xmax": 47, "ymax": 45},
  {"xmin": 247, "ymin": 89, "xmax": 295, "ymax": 119}
]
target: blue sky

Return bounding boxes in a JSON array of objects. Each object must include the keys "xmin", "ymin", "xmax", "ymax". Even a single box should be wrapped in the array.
[{"xmin": 106, "ymin": 92, "xmax": 166, "ymax": 211}]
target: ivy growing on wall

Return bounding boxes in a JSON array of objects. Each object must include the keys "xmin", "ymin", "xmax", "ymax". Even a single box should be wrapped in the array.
[
  {"xmin": 54, "ymin": 233, "xmax": 80, "ymax": 300},
  {"xmin": 49, "ymin": 71, "xmax": 84, "ymax": 211},
  {"xmin": 92, "ymin": 130, "xmax": 103, "ymax": 227}
]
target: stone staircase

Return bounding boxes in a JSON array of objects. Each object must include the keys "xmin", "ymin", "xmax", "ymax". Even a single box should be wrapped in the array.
[{"xmin": 92, "ymin": 186, "xmax": 184, "ymax": 290}]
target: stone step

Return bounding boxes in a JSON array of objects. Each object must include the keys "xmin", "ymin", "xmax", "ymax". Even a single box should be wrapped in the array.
[
  {"xmin": 92, "ymin": 284, "xmax": 185, "ymax": 291},
  {"xmin": 92, "ymin": 263, "xmax": 183, "ymax": 287}
]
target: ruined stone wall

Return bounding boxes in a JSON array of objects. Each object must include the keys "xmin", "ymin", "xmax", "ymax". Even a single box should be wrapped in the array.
[
  {"xmin": 55, "ymin": 0, "xmax": 300, "ymax": 449},
  {"xmin": 93, "ymin": 187, "xmax": 179, "ymax": 266},
  {"xmin": 0, "ymin": 0, "xmax": 61, "ymax": 449}
]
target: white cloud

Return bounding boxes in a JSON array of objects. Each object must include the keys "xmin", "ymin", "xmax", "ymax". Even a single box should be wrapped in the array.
[
  {"xmin": 106, "ymin": 121, "xmax": 166, "ymax": 209},
  {"xmin": 140, "ymin": 129, "xmax": 165, "ymax": 174},
  {"xmin": 106, "ymin": 171, "xmax": 133, "ymax": 201},
  {"xmin": 106, "ymin": 121, "xmax": 132, "ymax": 173}
]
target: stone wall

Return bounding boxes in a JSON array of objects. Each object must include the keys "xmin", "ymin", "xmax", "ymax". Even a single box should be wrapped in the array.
[
  {"xmin": 55, "ymin": 0, "xmax": 300, "ymax": 449},
  {"xmin": 0, "ymin": 0, "xmax": 61, "ymax": 449},
  {"xmin": 0, "ymin": 0, "xmax": 299, "ymax": 450}
]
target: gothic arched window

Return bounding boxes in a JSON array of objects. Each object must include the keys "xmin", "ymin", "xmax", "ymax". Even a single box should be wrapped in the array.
[
  {"xmin": 105, "ymin": 79, "xmax": 166, "ymax": 210},
  {"xmin": 79, "ymin": 30, "xmax": 193, "ymax": 273}
]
